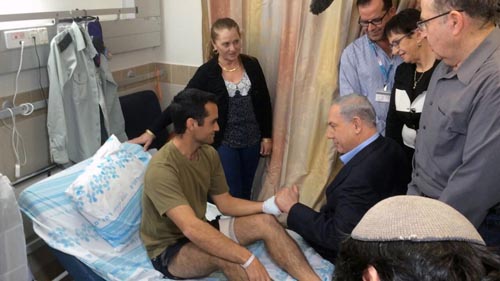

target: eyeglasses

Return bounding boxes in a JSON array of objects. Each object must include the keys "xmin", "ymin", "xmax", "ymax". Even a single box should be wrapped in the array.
[
  {"xmin": 358, "ymin": 10, "xmax": 388, "ymax": 27},
  {"xmin": 389, "ymin": 31, "xmax": 415, "ymax": 50},
  {"xmin": 417, "ymin": 10, "xmax": 464, "ymax": 31}
]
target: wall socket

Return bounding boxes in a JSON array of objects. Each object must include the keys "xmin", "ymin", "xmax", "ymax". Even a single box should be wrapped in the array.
[{"xmin": 4, "ymin": 27, "xmax": 49, "ymax": 49}]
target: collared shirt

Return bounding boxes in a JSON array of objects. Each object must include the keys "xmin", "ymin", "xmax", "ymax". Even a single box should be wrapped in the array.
[
  {"xmin": 408, "ymin": 28, "xmax": 500, "ymax": 227},
  {"xmin": 47, "ymin": 22, "xmax": 127, "ymax": 164},
  {"xmin": 339, "ymin": 35, "xmax": 402, "ymax": 135},
  {"xmin": 340, "ymin": 133, "xmax": 380, "ymax": 164}
]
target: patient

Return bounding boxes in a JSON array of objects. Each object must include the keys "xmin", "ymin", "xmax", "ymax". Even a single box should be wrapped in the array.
[
  {"xmin": 140, "ymin": 88, "xmax": 320, "ymax": 280},
  {"xmin": 334, "ymin": 195, "xmax": 500, "ymax": 280},
  {"xmin": 131, "ymin": 17, "xmax": 272, "ymax": 201},
  {"xmin": 275, "ymin": 94, "xmax": 411, "ymax": 263}
]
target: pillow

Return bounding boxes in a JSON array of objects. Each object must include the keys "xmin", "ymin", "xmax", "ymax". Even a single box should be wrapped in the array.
[
  {"xmin": 92, "ymin": 134, "xmax": 122, "ymax": 160},
  {"xmin": 65, "ymin": 135, "xmax": 151, "ymax": 248}
]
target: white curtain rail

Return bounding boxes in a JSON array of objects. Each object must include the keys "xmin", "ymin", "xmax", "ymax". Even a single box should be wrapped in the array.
[{"xmin": 0, "ymin": 7, "xmax": 138, "ymax": 23}]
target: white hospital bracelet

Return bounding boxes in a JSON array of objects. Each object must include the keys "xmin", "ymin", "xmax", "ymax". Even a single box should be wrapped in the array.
[{"xmin": 241, "ymin": 254, "xmax": 255, "ymax": 269}]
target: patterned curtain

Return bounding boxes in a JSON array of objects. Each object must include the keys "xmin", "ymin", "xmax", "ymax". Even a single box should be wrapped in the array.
[{"xmin": 201, "ymin": 0, "xmax": 418, "ymax": 210}]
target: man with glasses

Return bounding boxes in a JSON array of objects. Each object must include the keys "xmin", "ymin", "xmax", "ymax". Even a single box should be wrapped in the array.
[
  {"xmin": 339, "ymin": 0, "xmax": 401, "ymax": 136},
  {"xmin": 408, "ymin": 0, "xmax": 500, "ymax": 251}
]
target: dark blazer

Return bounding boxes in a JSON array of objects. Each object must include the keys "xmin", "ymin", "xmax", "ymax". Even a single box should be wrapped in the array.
[
  {"xmin": 287, "ymin": 135, "xmax": 411, "ymax": 264},
  {"xmin": 149, "ymin": 54, "xmax": 273, "ymax": 148}
]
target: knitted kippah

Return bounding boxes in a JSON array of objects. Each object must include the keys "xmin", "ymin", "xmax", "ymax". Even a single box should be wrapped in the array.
[{"xmin": 351, "ymin": 195, "xmax": 485, "ymax": 245}]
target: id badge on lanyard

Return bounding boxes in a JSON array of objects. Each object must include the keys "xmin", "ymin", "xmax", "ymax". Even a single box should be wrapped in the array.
[
  {"xmin": 376, "ymin": 89, "xmax": 391, "ymax": 103},
  {"xmin": 370, "ymin": 42, "xmax": 392, "ymax": 102}
]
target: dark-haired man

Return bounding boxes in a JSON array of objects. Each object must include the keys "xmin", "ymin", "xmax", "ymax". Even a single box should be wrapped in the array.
[
  {"xmin": 334, "ymin": 196, "xmax": 500, "ymax": 281},
  {"xmin": 339, "ymin": 0, "xmax": 402, "ymax": 135},
  {"xmin": 408, "ymin": 0, "xmax": 500, "ymax": 250},
  {"xmin": 140, "ymin": 88, "xmax": 320, "ymax": 281}
]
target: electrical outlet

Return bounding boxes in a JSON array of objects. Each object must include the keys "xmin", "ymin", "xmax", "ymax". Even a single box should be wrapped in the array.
[{"xmin": 4, "ymin": 27, "xmax": 49, "ymax": 49}]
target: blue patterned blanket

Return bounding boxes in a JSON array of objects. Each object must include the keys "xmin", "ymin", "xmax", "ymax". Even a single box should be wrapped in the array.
[{"xmin": 19, "ymin": 144, "xmax": 333, "ymax": 280}]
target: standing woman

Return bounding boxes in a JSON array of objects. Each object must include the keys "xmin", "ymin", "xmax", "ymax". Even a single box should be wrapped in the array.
[
  {"xmin": 187, "ymin": 17, "xmax": 273, "ymax": 199},
  {"xmin": 131, "ymin": 18, "xmax": 273, "ymax": 200},
  {"xmin": 384, "ymin": 9, "xmax": 439, "ymax": 167}
]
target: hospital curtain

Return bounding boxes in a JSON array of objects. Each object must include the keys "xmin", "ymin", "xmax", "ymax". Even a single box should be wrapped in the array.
[
  {"xmin": 201, "ymin": 0, "xmax": 417, "ymax": 210},
  {"xmin": 202, "ymin": 0, "xmax": 340, "ymax": 210}
]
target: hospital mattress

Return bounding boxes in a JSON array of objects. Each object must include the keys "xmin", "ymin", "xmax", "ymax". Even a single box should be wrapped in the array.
[{"xmin": 18, "ymin": 145, "xmax": 334, "ymax": 280}]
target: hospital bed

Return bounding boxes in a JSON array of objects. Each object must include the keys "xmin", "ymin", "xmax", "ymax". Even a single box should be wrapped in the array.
[
  {"xmin": 18, "ymin": 142, "xmax": 333, "ymax": 280},
  {"xmin": 17, "ymin": 91, "xmax": 334, "ymax": 280}
]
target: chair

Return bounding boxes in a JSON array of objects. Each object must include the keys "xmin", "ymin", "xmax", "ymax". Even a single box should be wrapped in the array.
[{"xmin": 119, "ymin": 90, "xmax": 168, "ymax": 149}]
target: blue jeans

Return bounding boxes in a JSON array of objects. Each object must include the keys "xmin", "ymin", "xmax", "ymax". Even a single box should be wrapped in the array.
[{"xmin": 217, "ymin": 143, "xmax": 261, "ymax": 199}]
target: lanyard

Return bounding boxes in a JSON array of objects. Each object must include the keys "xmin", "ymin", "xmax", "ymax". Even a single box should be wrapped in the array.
[{"xmin": 369, "ymin": 41, "xmax": 393, "ymax": 91}]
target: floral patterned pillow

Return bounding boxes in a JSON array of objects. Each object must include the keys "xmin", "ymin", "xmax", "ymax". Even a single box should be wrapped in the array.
[{"xmin": 65, "ymin": 136, "xmax": 151, "ymax": 248}]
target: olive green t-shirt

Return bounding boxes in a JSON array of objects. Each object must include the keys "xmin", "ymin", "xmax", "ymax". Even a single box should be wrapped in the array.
[{"xmin": 140, "ymin": 141, "xmax": 228, "ymax": 258}]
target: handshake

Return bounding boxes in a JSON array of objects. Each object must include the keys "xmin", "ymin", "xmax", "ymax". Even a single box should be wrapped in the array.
[
  {"xmin": 262, "ymin": 185, "xmax": 300, "ymax": 216},
  {"xmin": 262, "ymin": 196, "xmax": 282, "ymax": 216}
]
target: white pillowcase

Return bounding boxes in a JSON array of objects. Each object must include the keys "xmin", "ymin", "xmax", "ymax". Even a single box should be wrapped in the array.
[{"xmin": 65, "ymin": 135, "xmax": 151, "ymax": 248}]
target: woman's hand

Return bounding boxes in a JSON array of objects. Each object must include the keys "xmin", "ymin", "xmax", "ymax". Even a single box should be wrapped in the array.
[
  {"xmin": 260, "ymin": 138, "xmax": 272, "ymax": 156},
  {"xmin": 128, "ymin": 130, "xmax": 155, "ymax": 151}
]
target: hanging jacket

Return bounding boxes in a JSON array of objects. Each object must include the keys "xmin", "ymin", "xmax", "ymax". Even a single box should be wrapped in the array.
[{"xmin": 47, "ymin": 22, "xmax": 126, "ymax": 164}]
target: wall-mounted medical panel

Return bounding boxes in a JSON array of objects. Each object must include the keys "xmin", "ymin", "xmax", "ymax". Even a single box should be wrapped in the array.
[{"xmin": 0, "ymin": 0, "xmax": 161, "ymax": 75}]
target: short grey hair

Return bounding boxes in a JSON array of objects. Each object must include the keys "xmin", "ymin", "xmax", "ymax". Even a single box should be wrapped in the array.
[
  {"xmin": 333, "ymin": 94, "xmax": 377, "ymax": 128},
  {"xmin": 432, "ymin": 0, "xmax": 498, "ymax": 24}
]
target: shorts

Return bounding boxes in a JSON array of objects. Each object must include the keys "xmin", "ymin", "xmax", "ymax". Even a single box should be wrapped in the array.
[{"xmin": 151, "ymin": 216, "xmax": 237, "ymax": 279}]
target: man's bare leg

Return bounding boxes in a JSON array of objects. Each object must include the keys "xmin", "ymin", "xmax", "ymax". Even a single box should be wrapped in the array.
[
  {"xmin": 234, "ymin": 214, "xmax": 321, "ymax": 281},
  {"xmin": 167, "ymin": 242, "xmax": 250, "ymax": 280}
]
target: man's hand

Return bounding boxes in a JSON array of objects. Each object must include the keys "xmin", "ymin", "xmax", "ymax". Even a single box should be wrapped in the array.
[
  {"xmin": 275, "ymin": 185, "xmax": 300, "ymax": 213},
  {"xmin": 128, "ymin": 132, "xmax": 155, "ymax": 151},
  {"xmin": 245, "ymin": 256, "xmax": 272, "ymax": 281}
]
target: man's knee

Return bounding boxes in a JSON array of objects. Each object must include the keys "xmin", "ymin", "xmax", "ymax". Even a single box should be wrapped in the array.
[
  {"xmin": 240, "ymin": 213, "xmax": 283, "ymax": 233},
  {"xmin": 233, "ymin": 214, "xmax": 288, "ymax": 246},
  {"xmin": 258, "ymin": 213, "xmax": 281, "ymax": 227}
]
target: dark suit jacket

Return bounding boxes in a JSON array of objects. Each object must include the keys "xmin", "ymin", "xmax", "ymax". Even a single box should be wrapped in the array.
[{"xmin": 287, "ymin": 135, "xmax": 411, "ymax": 264}]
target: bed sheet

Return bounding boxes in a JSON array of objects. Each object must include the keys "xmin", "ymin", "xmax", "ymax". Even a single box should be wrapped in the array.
[{"xmin": 18, "ymin": 145, "xmax": 333, "ymax": 280}]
